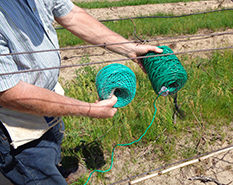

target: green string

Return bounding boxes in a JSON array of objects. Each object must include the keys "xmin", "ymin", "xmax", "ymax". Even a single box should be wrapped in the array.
[
  {"xmin": 84, "ymin": 92, "xmax": 163, "ymax": 185},
  {"xmin": 142, "ymin": 45, "xmax": 187, "ymax": 94},
  {"xmin": 95, "ymin": 63, "xmax": 136, "ymax": 108}
]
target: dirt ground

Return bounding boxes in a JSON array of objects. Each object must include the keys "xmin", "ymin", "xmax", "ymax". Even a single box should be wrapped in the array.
[{"xmin": 1, "ymin": 0, "xmax": 233, "ymax": 185}]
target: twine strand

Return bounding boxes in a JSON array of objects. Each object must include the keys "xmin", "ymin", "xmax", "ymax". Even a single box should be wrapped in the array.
[{"xmin": 84, "ymin": 92, "xmax": 163, "ymax": 185}]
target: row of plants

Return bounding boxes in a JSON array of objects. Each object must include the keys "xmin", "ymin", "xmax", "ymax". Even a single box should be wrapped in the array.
[{"xmin": 57, "ymin": 9, "xmax": 233, "ymax": 47}]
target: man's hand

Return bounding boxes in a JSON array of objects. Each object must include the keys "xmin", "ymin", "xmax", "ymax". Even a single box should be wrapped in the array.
[
  {"xmin": 89, "ymin": 95, "xmax": 117, "ymax": 119},
  {"xmin": 128, "ymin": 44, "xmax": 163, "ymax": 73}
]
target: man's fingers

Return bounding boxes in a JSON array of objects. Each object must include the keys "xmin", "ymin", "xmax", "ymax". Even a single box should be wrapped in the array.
[
  {"xmin": 95, "ymin": 95, "xmax": 117, "ymax": 107},
  {"xmin": 154, "ymin": 47, "xmax": 163, "ymax": 53},
  {"xmin": 110, "ymin": 95, "xmax": 117, "ymax": 105}
]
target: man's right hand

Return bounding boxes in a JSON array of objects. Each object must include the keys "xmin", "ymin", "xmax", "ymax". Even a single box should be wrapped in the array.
[{"xmin": 89, "ymin": 95, "xmax": 117, "ymax": 119}]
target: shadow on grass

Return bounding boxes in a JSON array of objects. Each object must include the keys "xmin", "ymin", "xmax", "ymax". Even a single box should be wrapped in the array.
[{"xmin": 62, "ymin": 140, "xmax": 106, "ymax": 170}]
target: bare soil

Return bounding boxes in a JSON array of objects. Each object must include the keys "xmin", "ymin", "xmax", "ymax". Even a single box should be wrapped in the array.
[{"xmin": 82, "ymin": 0, "xmax": 233, "ymax": 21}]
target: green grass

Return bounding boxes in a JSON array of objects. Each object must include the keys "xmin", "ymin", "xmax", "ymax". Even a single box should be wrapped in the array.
[
  {"xmin": 61, "ymin": 50, "xmax": 233, "ymax": 184},
  {"xmin": 74, "ymin": 0, "xmax": 202, "ymax": 9},
  {"xmin": 57, "ymin": 9, "xmax": 233, "ymax": 47}
]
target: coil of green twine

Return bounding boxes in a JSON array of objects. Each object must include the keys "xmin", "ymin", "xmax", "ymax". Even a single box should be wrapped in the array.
[
  {"xmin": 142, "ymin": 45, "xmax": 188, "ymax": 95},
  {"xmin": 95, "ymin": 63, "xmax": 136, "ymax": 108}
]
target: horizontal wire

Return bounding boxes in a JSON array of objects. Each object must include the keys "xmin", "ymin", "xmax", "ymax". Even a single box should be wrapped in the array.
[
  {"xmin": 0, "ymin": 41, "xmax": 138, "ymax": 57},
  {"xmin": 73, "ymin": 30, "xmax": 232, "ymax": 59},
  {"xmin": 0, "ymin": 46, "xmax": 232, "ymax": 77},
  {"xmin": 99, "ymin": 8, "xmax": 233, "ymax": 22},
  {"xmin": 54, "ymin": 8, "xmax": 233, "ymax": 29},
  {"xmin": 148, "ymin": 31, "xmax": 233, "ymax": 43},
  {"xmin": 61, "ymin": 30, "xmax": 233, "ymax": 60},
  {"xmin": 0, "ymin": 31, "xmax": 232, "ymax": 58},
  {"xmin": 110, "ymin": 144, "xmax": 233, "ymax": 185}
]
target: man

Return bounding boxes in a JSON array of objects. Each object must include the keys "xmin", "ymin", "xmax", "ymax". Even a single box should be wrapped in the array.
[{"xmin": 0, "ymin": 0, "xmax": 163, "ymax": 184}]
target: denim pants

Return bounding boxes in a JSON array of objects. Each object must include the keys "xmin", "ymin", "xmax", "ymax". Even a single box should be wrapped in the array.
[{"xmin": 0, "ymin": 121, "xmax": 67, "ymax": 185}]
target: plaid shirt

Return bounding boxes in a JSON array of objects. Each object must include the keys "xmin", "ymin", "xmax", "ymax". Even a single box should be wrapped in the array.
[{"xmin": 0, "ymin": 0, "xmax": 73, "ymax": 92}]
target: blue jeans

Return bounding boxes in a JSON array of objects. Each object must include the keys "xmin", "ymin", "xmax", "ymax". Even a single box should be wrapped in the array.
[{"xmin": 0, "ymin": 121, "xmax": 67, "ymax": 185}]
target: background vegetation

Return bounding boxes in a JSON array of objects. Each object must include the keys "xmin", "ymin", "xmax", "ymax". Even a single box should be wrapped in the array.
[
  {"xmin": 58, "ymin": 1, "xmax": 233, "ymax": 184},
  {"xmin": 57, "ymin": 9, "xmax": 233, "ymax": 47}
]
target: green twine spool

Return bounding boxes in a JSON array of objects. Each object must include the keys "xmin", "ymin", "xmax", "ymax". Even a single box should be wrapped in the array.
[
  {"xmin": 95, "ymin": 63, "xmax": 136, "ymax": 108},
  {"xmin": 142, "ymin": 45, "xmax": 188, "ymax": 95}
]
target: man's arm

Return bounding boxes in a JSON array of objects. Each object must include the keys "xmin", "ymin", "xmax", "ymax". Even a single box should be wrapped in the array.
[
  {"xmin": 0, "ymin": 81, "xmax": 117, "ymax": 118},
  {"xmin": 55, "ymin": 5, "xmax": 163, "ymax": 72}
]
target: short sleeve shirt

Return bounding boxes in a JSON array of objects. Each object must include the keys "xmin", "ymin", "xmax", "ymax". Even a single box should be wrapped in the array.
[{"xmin": 0, "ymin": 0, "xmax": 74, "ymax": 92}]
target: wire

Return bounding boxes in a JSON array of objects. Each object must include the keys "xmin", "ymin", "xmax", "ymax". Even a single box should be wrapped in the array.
[
  {"xmin": 109, "ymin": 144, "xmax": 233, "ymax": 185},
  {"xmin": 1, "ymin": 31, "xmax": 232, "ymax": 58},
  {"xmin": 54, "ymin": 8, "xmax": 233, "ymax": 28},
  {"xmin": 100, "ymin": 8, "xmax": 233, "ymax": 22},
  {"xmin": 0, "ymin": 46, "xmax": 232, "ymax": 77}
]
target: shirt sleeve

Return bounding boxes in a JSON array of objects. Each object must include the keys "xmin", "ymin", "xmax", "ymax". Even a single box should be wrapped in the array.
[
  {"xmin": 0, "ymin": 33, "xmax": 20, "ymax": 92},
  {"xmin": 53, "ymin": 0, "xmax": 74, "ymax": 18}
]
